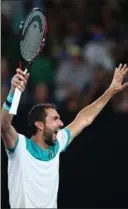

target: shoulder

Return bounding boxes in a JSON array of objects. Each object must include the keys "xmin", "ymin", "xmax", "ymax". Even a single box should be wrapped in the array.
[
  {"xmin": 6, "ymin": 133, "xmax": 27, "ymax": 157},
  {"xmin": 57, "ymin": 128, "xmax": 71, "ymax": 152},
  {"xmin": 57, "ymin": 128, "xmax": 71, "ymax": 140}
]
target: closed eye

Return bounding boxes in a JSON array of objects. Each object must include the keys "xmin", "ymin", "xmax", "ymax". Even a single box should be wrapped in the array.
[{"xmin": 53, "ymin": 116, "xmax": 60, "ymax": 120}]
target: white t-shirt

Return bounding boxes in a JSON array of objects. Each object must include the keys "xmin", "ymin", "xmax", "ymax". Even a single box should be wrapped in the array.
[{"xmin": 6, "ymin": 128, "xmax": 71, "ymax": 208}]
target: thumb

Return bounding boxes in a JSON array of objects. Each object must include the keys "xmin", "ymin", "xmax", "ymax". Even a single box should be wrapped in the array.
[
  {"xmin": 25, "ymin": 73, "xmax": 30, "ymax": 80},
  {"xmin": 120, "ymin": 82, "xmax": 128, "ymax": 91}
]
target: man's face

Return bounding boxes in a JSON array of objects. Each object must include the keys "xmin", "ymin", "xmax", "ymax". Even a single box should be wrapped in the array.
[{"xmin": 44, "ymin": 108, "xmax": 63, "ymax": 146}]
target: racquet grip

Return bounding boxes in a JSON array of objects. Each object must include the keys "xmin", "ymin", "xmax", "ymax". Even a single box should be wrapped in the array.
[
  {"xmin": 9, "ymin": 88, "xmax": 22, "ymax": 115},
  {"xmin": 9, "ymin": 69, "xmax": 28, "ymax": 115}
]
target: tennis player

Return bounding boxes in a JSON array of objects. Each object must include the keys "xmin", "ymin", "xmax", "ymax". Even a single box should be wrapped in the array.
[{"xmin": 1, "ymin": 64, "xmax": 128, "ymax": 208}]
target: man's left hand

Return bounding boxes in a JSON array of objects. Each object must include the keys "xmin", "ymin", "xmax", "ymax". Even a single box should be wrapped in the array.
[{"xmin": 109, "ymin": 63, "xmax": 128, "ymax": 94}]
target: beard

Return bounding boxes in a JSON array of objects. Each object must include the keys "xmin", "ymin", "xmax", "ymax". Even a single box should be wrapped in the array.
[{"xmin": 43, "ymin": 125, "xmax": 56, "ymax": 146}]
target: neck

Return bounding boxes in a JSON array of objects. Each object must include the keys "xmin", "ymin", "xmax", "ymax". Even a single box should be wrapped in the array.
[{"xmin": 31, "ymin": 133, "xmax": 49, "ymax": 150}]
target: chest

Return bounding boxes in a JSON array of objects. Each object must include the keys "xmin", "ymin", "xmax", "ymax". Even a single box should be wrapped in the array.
[
  {"xmin": 23, "ymin": 150, "xmax": 60, "ymax": 178},
  {"xmin": 18, "ymin": 152, "xmax": 60, "ymax": 204}
]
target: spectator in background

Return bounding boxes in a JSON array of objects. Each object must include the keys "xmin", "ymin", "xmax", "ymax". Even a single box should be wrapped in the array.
[
  {"xmin": 55, "ymin": 20, "xmax": 84, "ymax": 61},
  {"xmin": 1, "ymin": 12, "xmax": 21, "ymax": 75},
  {"xmin": 112, "ymin": 89, "xmax": 128, "ymax": 113},
  {"xmin": 83, "ymin": 22, "xmax": 115, "ymax": 73},
  {"xmin": 80, "ymin": 65, "xmax": 110, "ymax": 108},
  {"xmin": 1, "ymin": 86, "xmax": 8, "ymax": 107},
  {"xmin": 20, "ymin": 82, "xmax": 50, "ymax": 109},
  {"xmin": 33, "ymin": 83, "xmax": 50, "ymax": 104},
  {"xmin": 64, "ymin": 20, "xmax": 83, "ymax": 47},
  {"xmin": 1, "ymin": 57, "xmax": 11, "ymax": 105},
  {"xmin": 1, "ymin": 57, "xmax": 11, "ymax": 87},
  {"xmin": 30, "ymin": 54, "xmax": 55, "ymax": 88},
  {"xmin": 54, "ymin": 44, "xmax": 92, "ymax": 103},
  {"xmin": 1, "ymin": 1, "xmax": 21, "ymax": 21},
  {"xmin": 11, "ymin": 0, "xmax": 44, "ymax": 35}
]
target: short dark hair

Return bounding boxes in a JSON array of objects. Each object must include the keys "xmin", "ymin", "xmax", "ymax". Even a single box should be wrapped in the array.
[{"xmin": 28, "ymin": 103, "xmax": 57, "ymax": 135}]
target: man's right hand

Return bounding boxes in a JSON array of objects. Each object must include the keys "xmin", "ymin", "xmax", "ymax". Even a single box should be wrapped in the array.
[
  {"xmin": 11, "ymin": 69, "xmax": 29, "ymax": 92},
  {"xmin": 1, "ymin": 69, "xmax": 29, "ymax": 150}
]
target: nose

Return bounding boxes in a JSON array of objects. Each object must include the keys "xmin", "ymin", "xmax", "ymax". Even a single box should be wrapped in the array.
[{"xmin": 59, "ymin": 120, "xmax": 64, "ymax": 128}]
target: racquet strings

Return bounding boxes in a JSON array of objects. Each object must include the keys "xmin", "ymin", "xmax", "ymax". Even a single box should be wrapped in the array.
[{"xmin": 20, "ymin": 10, "xmax": 46, "ymax": 62}]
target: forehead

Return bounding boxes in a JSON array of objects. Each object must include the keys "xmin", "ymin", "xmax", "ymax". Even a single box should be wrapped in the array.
[{"xmin": 45, "ymin": 108, "xmax": 60, "ymax": 119}]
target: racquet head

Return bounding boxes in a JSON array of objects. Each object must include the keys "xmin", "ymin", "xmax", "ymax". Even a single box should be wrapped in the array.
[{"xmin": 19, "ymin": 8, "xmax": 48, "ymax": 67}]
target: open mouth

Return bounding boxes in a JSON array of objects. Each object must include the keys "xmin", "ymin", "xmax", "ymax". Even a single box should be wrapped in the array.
[
  {"xmin": 54, "ymin": 130, "xmax": 58, "ymax": 135},
  {"xmin": 53, "ymin": 129, "xmax": 59, "ymax": 140}
]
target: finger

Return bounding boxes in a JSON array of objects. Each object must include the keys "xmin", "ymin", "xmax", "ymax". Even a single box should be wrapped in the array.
[
  {"xmin": 123, "ymin": 67, "xmax": 128, "ymax": 76},
  {"xmin": 122, "ymin": 82, "xmax": 128, "ymax": 89},
  {"xmin": 23, "ymin": 75, "xmax": 29, "ymax": 85},
  {"xmin": 16, "ymin": 85, "xmax": 25, "ymax": 92},
  {"xmin": 115, "ymin": 64, "xmax": 122, "ymax": 75},
  {"xmin": 16, "ymin": 73, "xmax": 26, "ymax": 82},
  {"xmin": 121, "ymin": 64, "xmax": 127, "ymax": 73},
  {"xmin": 120, "ymin": 67, "xmax": 128, "ymax": 80},
  {"xmin": 116, "ymin": 65, "xmax": 127, "ymax": 81},
  {"xmin": 12, "ymin": 82, "xmax": 24, "ymax": 91},
  {"xmin": 13, "ymin": 76, "xmax": 27, "ymax": 89},
  {"xmin": 16, "ymin": 68, "xmax": 29, "ymax": 81},
  {"xmin": 13, "ymin": 79, "xmax": 25, "ymax": 90},
  {"xmin": 17, "ymin": 82, "xmax": 25, "ymax": 91},
  {"xmin": 117, "ymin": 63, "xmax": 123, "ymax": 71},
  {"xmin": 16, "ymin": 68, "xmax": 24, "ymax": 75},
  {"xmin": 25, "ymin": 73, "xmax": 30, "ymax": 80},
  {"xmin": 120, "ymin": 82, "xmax": 128, "ymax": 91}
]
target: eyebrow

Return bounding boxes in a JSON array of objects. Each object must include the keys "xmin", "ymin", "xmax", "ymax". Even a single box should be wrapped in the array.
[{"xmin": 53, "ymin": 115, "xmax": 60, "ymax": 120}]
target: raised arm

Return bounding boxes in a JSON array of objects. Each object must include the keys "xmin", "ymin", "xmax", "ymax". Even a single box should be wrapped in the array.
[
  {"xmin": 1, "ymin": 69, "xmax": 29, "ymax": 150},
  {"xmin": 66, "ymin": 64, "xmax": 128, "ymax": 144}
]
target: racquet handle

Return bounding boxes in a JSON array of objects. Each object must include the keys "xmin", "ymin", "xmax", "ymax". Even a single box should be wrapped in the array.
[{"xmin": 9, "ymin": 69, "xmax": 28, "ymax": 115}]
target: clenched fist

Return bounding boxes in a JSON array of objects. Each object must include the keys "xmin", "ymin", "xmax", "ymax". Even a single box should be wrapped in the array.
[{"xmin": 11, "ymin": 69, "xmax": 29, "ymax": 92}]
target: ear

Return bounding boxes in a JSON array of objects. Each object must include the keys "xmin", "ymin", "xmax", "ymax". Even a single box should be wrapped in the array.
[{"xmin": 35, "ymin": 121, "xmax": 44, "ymax": 131}]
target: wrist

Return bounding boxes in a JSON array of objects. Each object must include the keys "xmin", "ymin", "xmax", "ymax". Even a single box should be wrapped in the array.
[
  {"xmin": 3, "ymin": 91, "xmax": 14, "ymax": 112},
  {"xmin": 10, "ymin": 88, "xmax": 15, "ymax": 94},
  {"xmin": 106, "ymin": 87, "xmax": 115, "ymax": 97}
]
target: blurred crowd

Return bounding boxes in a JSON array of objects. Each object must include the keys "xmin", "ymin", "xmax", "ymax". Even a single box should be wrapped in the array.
[{"xmin": 1, "ymin": 0, "xmax": 128, "ymax": 117}]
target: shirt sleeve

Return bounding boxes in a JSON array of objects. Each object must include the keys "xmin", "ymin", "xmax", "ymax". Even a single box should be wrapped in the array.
[
  {"xmin": 5, "ymin": 134, "xmax": 25, "ymax": 159},
  {"xmin": 5, "ymin": 136, "xmax": 19, "ymax": 158},
  {"xmin": 57, "ymin": 128, "xmax": 71, "ymax": 153}
]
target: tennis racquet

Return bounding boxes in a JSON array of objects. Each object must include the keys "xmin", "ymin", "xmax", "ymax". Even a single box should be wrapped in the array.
[{"xmin": 9, "ymin": 7, "xmax": 48, "ymax": 115}]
